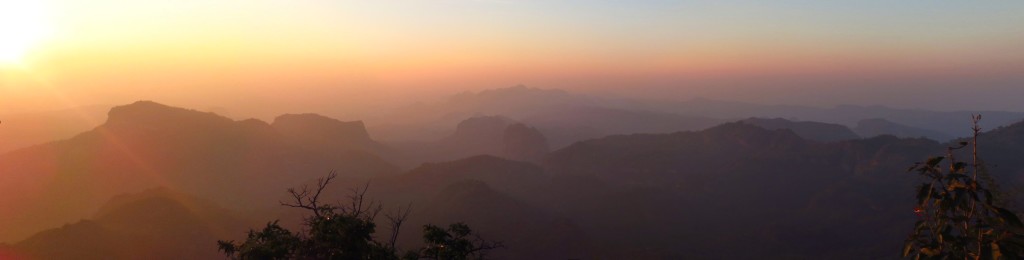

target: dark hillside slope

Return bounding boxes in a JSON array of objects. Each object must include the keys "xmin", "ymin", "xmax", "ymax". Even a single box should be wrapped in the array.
[
  {"xmin": 270, "ymin": 155, "xmax": 590, "ymax": 259},
  {"xmin": 0, "ymin": 101, "xmax": 398, "ymax": 242},
  {"xmin": 271, "ymin": 113, "xmax": 390, "ymax": 155},
  {"xmin": 13, "ymin": 188, "xmax": 251, "ymax": 260},
  {"xmin": 372, "ymin": 86, "xmax": 721, "ymax": 148},
  {"xmin": 854, "ymin": 118, "xmax": 953, "ymax": 141},
  {"xmin": 541, "ymin": 122, "xmax": 948, "ymax": 258},
  {"xmin": 386, "ymin": 116, "xmax": 551, "ymax": 167},
  {"xmin": 742, "ymin": 117, "xmax": 860, "ymax": 142}
]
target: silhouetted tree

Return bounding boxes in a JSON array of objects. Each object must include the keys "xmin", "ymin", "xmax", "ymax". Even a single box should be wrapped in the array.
[
  {"xmin": 218, "ymin": 172, "xmax": 500, "ymax": 260},
  {"xmin": 904, "ymin": 115, "xmax": 1024, "ymax": 259},
  {"xmin": 406, "ymin": 223, "xmax": 503, "ymax": 260},
  {"xmin": 217, "ymin": 221, "xmax": 299, "ymax": 259},
  {"xmin": 218, "ymin": 172, "xmax": 395, "ymax": 259}
]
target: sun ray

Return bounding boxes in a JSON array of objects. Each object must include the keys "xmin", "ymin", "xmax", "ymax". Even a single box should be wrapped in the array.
[{"xmin": 0, "ymin": 0, "xmax": 54, "ymax": 65}]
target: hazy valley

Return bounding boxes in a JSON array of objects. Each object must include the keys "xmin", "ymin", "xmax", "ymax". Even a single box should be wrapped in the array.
[
  {"xmin": 3, "ymin": 1, "xmax": 1024, "ymax": 258},
  {"xmin": 2, "ymin": 86, "xmax": 1024, "ymax": 259}
]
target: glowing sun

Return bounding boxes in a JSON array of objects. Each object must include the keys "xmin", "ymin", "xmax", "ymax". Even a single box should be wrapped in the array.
[{"xmin": 0, "ymin": 1, "xmax": 53, "ymax": 65}]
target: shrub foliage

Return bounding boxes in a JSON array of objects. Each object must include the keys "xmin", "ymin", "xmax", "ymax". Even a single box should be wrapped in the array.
[
  {"xmin": 904, "ymin": 116, "xmax": 1024, "ymax": 259},
  {"xmin": 217, "ymin": 172, "xmax": 501, "ymax": 260}
]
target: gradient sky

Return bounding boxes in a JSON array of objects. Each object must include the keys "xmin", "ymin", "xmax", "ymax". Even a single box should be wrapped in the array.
[{"xmin": 1, "ymin": 0, "xmax": 1023, "ymax": 117}]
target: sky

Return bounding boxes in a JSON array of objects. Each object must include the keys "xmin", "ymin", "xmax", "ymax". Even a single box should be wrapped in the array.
[{"xmin": 1, "ymin": 0, "xmax": 1023, "ymax": 117}]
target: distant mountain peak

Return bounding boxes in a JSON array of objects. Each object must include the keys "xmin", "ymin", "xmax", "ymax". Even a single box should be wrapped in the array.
[
  {"xmin": 104, "ymin": 100, "xmax": 232, "ymax": 128},
  {"xmin": 273, "ymin": 113, "xmax": 364, "ymax": 127},
  {"xmin": 271, "ymin": 113, "xmax": 370, "ymax": 140},
  {"xmin": 108, "ymin": 101, "xmax": 202, "ymax": 118},
  {"xmin": 707, "ymin": 121, "xmax": 791, "ymax": 136},
  {"xmin": 503, "ymin": 123, "xmax": 549, "ymax": 162},
  {"xmin": 271, "ymin": 113, "xmax": 380, "ymax": 152},
  {"xmin": 978, "ymin": 119, "xmax": 1024, "ymax": 141},
  {"xmin": 448, "ymin": 86, "xmax": 574, "ymax": 104},
  {"xmin": 435, "ymin": 179, "xmax": 495, "ymax": 201},
  {"xmin": 478, "ymin": 85, "xmax": 569, "ymax": 96},
  {"xmin": 997, "ymin": 119, "xmax": 1024, "ymax": 131},
  {"xmin": 698, "ymin": 121, "xmax": 809, "ymax": 149},
  {"xmin": 413, "ymin": 154, "xmax": 536, "ymax": 173},
  {"xmin": 453, "ymin": 115, "xmax": 515, "ymax": 137},
  {"xmin": 741, "ymin": 117, "xmax": 860, "ymax": 142},
  {"xmin": 853, "ymin": 118, "xmax": 953, "ymax": 141}
]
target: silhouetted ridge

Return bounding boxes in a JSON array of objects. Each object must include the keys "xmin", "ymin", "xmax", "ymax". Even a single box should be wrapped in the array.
[
  {"xmin": 503, "ymin": 123, "xmax": 550, "ymax": 162},
  {"xmin": 387, "ymin": 116, "xmax": 554, "ymax": 167},
  {"xmin": 959, "ymin": 119, "xmax": 1024, "ymax": 184},
  {"xmin": 741, "ymin": 117, "xmax": 860, "ymax": 142},
  {"xmin": 434, "ymin": 179, "xmax": 496, "ymax": 202},
  {"xmin": 372, "ymin": 155, "xmax": 547, "ymax": 203},
  {"xmin": 448, "ymin": 115, "xmax": 515, "ymax": 143},
  {"xmin": 537, "ymin": 121, "xmax": 963, "ymax": 258},
  {"xmin": 96, "ymin": 196, "xmax": 203, "ymax": 231},
  {"xmin": 374, "ymin": 86, "xmax": 723, "ymax": 147},
  {"xmin": 15, "ymin": 220, "xmax": 125, "ymax": 259},
  {"xmin": 978, "ymin": 119, "xmax": 1024, "ymax": 142},
  {"xmin": 272, "ymin": 114, "xmax": 370, "ymax": 140},
  {"xmin": 10, "ymin": 96, "xmax": 1024, "ymax": 259},
  {"xmin": 105, "ymin": 101, "xmax": 233, "ymax": 129},
  {"xmin": 93, "ymin": 187, "xmax": 249, "ymax": 236},
  {"xmin": 0, "ymin": 101, "xmax": 399, "ymax": 243},
  {"xmin": 854, "ymin": 118, "xmax": 953, "ymax": 141},
  {"xmin": 545, "ymin": 122, "xmax": 810, "ymax": 184},
  {"xmin": 96, "ymin": 187, "xmax": 186, "ymax": 218},
  {"xmin": 451, "ymin": 85, "xmax": 573, "ymax": 104},
  {"xmin": 13, "ymin": 188, "xmax": 250, "ymax": 259},
  {"xmin": 414, "ymin": 179, "xmax": 589, "ymax": 260},
  {"xmin": 704, "ymin": 121, "xmax": 808, "ymax": 148},
  {"xmin": 271, "ymin": 113, "xmax": 380, "ymax": 151},
  {"xmin": 404, "ymin": 155, "xmax": 546, "ymax": 183},
  {"xmin": 101, "ymin": 100, "xmax": 276, "ymax": 144}
]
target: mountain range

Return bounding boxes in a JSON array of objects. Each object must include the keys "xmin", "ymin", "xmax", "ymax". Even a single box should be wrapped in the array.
[
  {"xmin": 2, "ymin": 89, "xmax": 1024, "ymax": 259},
  {"xmin": 368, "ymin": 86, "xmax": 1024, "ymax": 145}
]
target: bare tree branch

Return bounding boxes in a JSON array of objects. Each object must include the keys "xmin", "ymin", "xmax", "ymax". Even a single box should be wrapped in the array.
[
  {"xmin": 334, "ymin": 181, "xmax": 385, "ymax": 222},
  {"xmin": 279, "ymin": 171, "xmax": 338, "ymax": 217},
  {"xmin": 468, "ymin": 234, "xmax": 504, "ymax": 258},
  {"xmin": 385, "ymin": 203, "xmax": 413, "ymax": 250}
]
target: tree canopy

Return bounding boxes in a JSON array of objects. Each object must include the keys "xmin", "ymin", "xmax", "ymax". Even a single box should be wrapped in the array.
[{"xmin": 217, "ymin": 172, "xmax": 501, "ymax": 260}]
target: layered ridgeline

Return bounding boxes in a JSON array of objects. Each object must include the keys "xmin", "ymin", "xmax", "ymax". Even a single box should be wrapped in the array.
[
  {"xmin": 386, "ymin": 116, "xmax": 551, "ymax": 168},
  {"xmin": 370, "ymin": 86, "xmax": 1024, "ymax": 145},
  {"xmin": 0, "ymin": 101, "xmax": 399, "ymax": 243},
  {"xmin": 537, "ymin": 120, "xmax": 1024, "ymax": 258},
  {"xmin": 10, "ymin": 188, "xmax": 252, "ymax": 260},
  {"xmin": 3, "ymin": 100, "xmax": 1024, "ymax": 259},
  {"xmin": 853, "ymin": 118, "xmax": 954, "ymax": 141},
  {"xmin": 740, "ymin": 117, "xmax": 860, "ymax": 142},
  {"xmin": 542, "ymin": 123, "xmax": 940, "ymax": 258},
  {"xmin": 668, "ymin": 98, "xmax": 1024, "ymax": 140},
  {"xmin": 371, "ymin": 85, "xmax": 724, "ymax": 148},
  {"xmin": 0, "ymin": 105, "xmax": 110, "ymax": 154}
]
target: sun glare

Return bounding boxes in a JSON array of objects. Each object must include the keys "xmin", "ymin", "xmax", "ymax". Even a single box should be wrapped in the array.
[{"xmin": 0, "ymin": 1, "xmax": 53, "ymax": 65}]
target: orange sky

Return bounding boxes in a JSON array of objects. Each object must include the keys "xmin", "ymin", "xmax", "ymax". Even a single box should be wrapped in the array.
[{"xmin": 2, "ymin": 0, "xmax": 1023, "ymax": 116}]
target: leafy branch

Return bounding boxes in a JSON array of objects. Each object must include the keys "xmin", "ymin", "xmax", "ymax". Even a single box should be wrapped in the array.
[{"xmin": 904, "ymin": 115, "xmax": 1024, "ymax": 259}]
